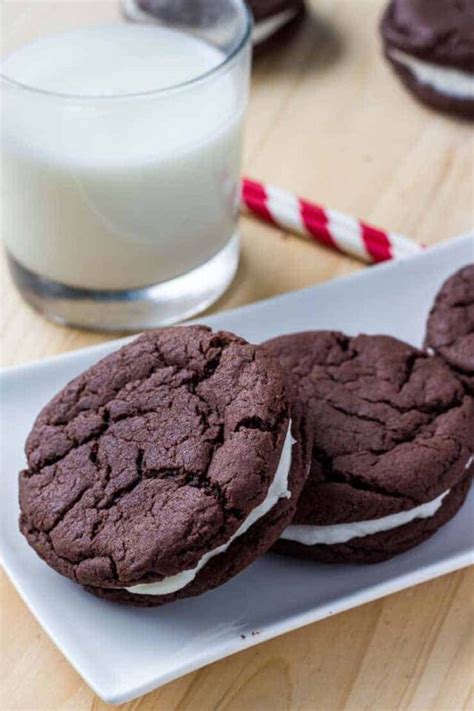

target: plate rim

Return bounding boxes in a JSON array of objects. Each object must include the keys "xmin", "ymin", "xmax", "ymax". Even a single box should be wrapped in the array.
[
  {"xmin": 2, "ymin": 542, "xmax": 472, "ymax": 705},
  {"xmin": 1, "ymin": 232, "xmax": 472, "ymax": 378}
]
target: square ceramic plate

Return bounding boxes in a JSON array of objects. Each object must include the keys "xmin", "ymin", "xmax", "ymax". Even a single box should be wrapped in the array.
[{"xmin": 1, "ymin": 234, "xmax": 473, "ymax": 705}]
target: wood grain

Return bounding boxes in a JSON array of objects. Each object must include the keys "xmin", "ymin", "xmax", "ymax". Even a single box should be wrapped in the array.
[{"xmin": 1, "ymin": 1, "xmax": 473, "ymax": 709}]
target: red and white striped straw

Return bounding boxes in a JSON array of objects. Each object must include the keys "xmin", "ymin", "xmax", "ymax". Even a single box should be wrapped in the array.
[{"xmin": 241, "ymin": 178, "xmax": 422, "ymax": 264}]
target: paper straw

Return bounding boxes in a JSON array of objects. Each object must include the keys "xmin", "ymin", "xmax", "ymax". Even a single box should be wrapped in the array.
[{"xmin": 241, "ymin": 178, "xmax": 422, "ymax": 264}]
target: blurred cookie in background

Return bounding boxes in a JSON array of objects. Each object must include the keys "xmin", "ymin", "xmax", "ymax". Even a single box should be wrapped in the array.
[
  {"xmin": 381, "ymin": 0, "xmax": 474, "ymax": 119},
  {"xmin": 249, "ymin": 0, "xmax": 306, "ymax": 50},
  {"xmin": 122, "ymin": 0, "xmax": 307, "ymax": 52}
]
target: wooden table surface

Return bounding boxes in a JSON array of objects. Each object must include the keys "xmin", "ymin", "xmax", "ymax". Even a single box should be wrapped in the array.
[{"xmin": 1, "ymin": 1, "xmax": 473, "ymax": 709}]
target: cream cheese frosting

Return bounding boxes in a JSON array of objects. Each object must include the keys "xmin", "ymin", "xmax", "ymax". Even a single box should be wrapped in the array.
[
  {"xmin": 389, "ymin": 48, "xmax": 474, "ymax": 99},
  {"xmin": 280, "ymin": 489, "xmax": 451, "ymax": 546},
  {"xmin": 126, "ymin": 422, "xmax": 295, "ymax": 595}
]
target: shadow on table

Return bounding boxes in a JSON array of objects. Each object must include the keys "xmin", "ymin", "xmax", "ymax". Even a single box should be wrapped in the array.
[{"xmin": 253, "ymin": 6, "xmax": 344, "ymax": 77}]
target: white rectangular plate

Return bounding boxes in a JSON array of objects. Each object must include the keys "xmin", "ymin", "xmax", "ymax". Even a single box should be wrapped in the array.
[{"xmin": 1, "ymin": 234, "xmax": 473, "ymax": 705}]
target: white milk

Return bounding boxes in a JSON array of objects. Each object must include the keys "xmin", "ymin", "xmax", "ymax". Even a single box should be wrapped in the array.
[{"xmin": 1, "ymin": 26, "xmax": 245, "ymax": 290}]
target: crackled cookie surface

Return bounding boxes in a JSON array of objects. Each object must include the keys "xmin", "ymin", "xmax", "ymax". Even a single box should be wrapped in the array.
[
  {"xmin": 425, "ymin": 265, "xmax": 474, "ymax": 394},
  {"xmin": 19, "ymin": 326, "xmax": 309, "ymax": 605},
  {"xmin": 265, "ymin": 331, "xmax": 473, "ymax": 563}
]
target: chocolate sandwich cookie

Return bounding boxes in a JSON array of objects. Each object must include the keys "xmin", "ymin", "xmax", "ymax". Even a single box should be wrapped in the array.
[
  {"xmin": 248, "ymin": 0, "xmax": 306, "ymax": 50},
  {"xmin": 265, "ymin": 331, "xmax": 473, "ymax": 564},
  {"xmin": 381, "ymin": 0, "xmax": 474, "ymax": 119},
  {"xmin": 425, "ymin": 265, "xmax": 474, "ymax": 395},
  {"xmin": 19, "ymin": 326, "xmax": 310, "ymax": 606},
  {"xmin": 122, "ymin": 0, "xmax": 306, "ymax": 51}
]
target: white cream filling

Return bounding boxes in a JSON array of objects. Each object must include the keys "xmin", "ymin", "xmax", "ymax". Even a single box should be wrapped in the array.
[
  {"xmin": 389, "ymin": 48, "xmax": 474, "ymax": 100},
  {"xmin": 126, "ymin": 422, "xmax": 295, "ymax": 595},
  {"xmin": 253, "ymin": 8, "xmax": 299, "ymax": 45},
  {"xmin": 280, "ymin": 489, "xmax": 451, "ymax": 546}
]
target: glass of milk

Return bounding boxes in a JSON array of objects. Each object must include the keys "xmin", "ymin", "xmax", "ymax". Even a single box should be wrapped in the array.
[{"xmin": 1, "ymin": 0, "xmax": 251, "ymax": 330}]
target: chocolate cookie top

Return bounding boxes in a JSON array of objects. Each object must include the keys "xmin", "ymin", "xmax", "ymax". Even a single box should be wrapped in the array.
[
  {"xmin": 381, "ymin": 0, "xmax": 474, "ymax": 71},
  {"xmin": 265, "ymin": 331, "xmax": 473, "ymax": 525},
  {"xmin": 20, "ymin": 326, "xmax": 292, "ymax": 590},
  {"xmin": 425, "ymin": 265, "xmax": 474, "ymax": 393}
]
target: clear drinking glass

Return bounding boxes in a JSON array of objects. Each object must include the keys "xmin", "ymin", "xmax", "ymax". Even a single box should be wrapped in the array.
[{"xmin": 1, "ymin": 0, "xmax": 251, "ymax": 330}]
